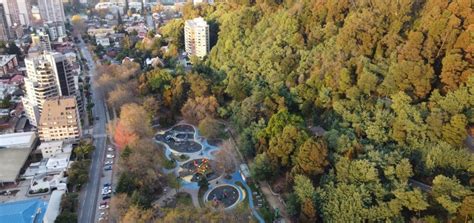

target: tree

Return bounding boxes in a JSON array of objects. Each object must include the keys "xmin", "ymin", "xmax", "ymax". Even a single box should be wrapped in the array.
[
  {"xmin": 214, "ymin": 140, "xmax": 238, "ymax": 174},
  {"xmin": 432, "ymin": 175, "xmax": 473, "ymax": 215},
  {"xmin": 142, "ymin": 96, "xmax": 160, "ymax": 118},
  {"xmin": 55, "ymin": 212, "xmax": 77, "ymax": 223},
  {"xmin": 293, "ymin": 174, "xmax": 315, "ymax": 202},
  {"xmin": 107, "ymin": 84, "xmax": 137, "ymax": 111},
  {"xmin": 160, "ymin": 19, "xmax": 185, "ymax": 49},
  {"xmin": 198, "ymin": 176, "xmax": 209, "ymax": 189},
  {"xmin": 110, "ymin": 193, "xmax": 131, "ymax": 221},
  {"xmin": 187, "ymin": 73, "xmax": 210, "ymax": 98},
  {"xmin": 119, "ymin": 103, "xmax": 152, "ymax": 138},
  {"xmin": 181, "ymin": 96, "xmax": 219, "ymax": 124},
  {"xmin": 267, "ymin": 125, "xmax": 308, "ymax": 168},
  {"xmin": 166, "ymin": 173, "xmax": 181, "ymax": 193},
  {"xmin": 286, "ymin": 193, "xmax": 300, "ymax": 217},
  {"xmin": 198, "ymin": 117, "xmax": 222, "ymax": 139},
  {"xmin": 459, "ymin": 196, "xmax": 474, "ymax": 222},
  {"xmin": 292, "ymin": 137, "xmax": 329, "ymax": 177},
  {"xmin": 394, "ymin": 159, "xmax": 413, "ymax": 183},
  {"xmin": 301, "ymin": 198, "xmax": 317, "ymax": 221},
  {"xmin": 250, "ymin": 152, "xmax": 274, "ymax": 181},
  {"xmin": 393, "ymin": 189, "xmax": 429, "ymax": 212},
  {"xmin": 122, "ymin": 205, "xmax": 154, "ymax": 222},
  {"xmin": 74, "ymin": 142, "xmax": 95, "ymax": 160},
  {"xmin": 71, "ymin": 14, "xmax": 86, "ymax": 36}
]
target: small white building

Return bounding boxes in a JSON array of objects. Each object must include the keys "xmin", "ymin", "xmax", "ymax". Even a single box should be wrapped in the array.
[
  {"xmin": 43, "ymin": 190, "xmax": 65, "ymax": 223},
  {"xmin": 96, "ymin": 36, "xmax": 111, "ymax": 47},
  {"xmin": 39, "ymin": 141, "xmax": 66, "ymax": 158}
]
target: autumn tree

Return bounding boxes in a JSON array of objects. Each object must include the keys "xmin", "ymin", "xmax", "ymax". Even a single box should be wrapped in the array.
[
  {"xmin": 71, "ymin": 14, "xmax": 86, "ymax": 36},
  {"xmin": 292, "ymin": 137, "xmax": 329, "ymax": 177},
  {"xmin": 214, "ymin": 140, "xmax": 238, "ymax": 174},
  {"xmin": 198, "ymin": 117, "xmax": 222, "ymax": 139},
  {"xmin": 432, "ymin": 175, "xmax": 473, "ymax": 215},
  {"xmin": 181, "ymin": 96, "xmax": 219, "ymax": 124}
]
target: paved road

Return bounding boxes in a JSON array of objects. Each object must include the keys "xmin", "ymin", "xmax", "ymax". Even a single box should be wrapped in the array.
[{"xmin": 78, "ymin": 37, "xmax": 108, "ymax": 223}]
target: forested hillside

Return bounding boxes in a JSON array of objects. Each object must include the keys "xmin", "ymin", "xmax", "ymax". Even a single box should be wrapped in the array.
[{"xmin": 177, "ymin": 0, "xmax": 474, "ymax": 221}]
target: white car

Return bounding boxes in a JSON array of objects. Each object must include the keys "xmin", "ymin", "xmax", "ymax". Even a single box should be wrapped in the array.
[
  {"xmin": 99, "ymin": 204, "xmax": 109, "ymax": 209},
  {"xmin": 106, "ymin": 154, "xmax": 115, "ymax": 158},
  {"xmin": 102, "ymin": 189, "xmax": 111, "ymax": 195},
  {"xmin": 105, "ymin": 160, "xmax": 113, "ymax": 165},
  {"xmin": 107, "ymin": 147, "xmax": 114, "ymax": 152}
]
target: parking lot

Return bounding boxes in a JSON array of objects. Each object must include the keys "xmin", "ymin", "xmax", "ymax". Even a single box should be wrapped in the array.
[{"xmin": 94, "ymin": 144, "xmax": 117, "ymax": 222}]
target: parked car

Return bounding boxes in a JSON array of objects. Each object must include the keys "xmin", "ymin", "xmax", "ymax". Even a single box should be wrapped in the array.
[
  {"xmin": 107, "ymin": 147, "xmax": 114, "ymax": 151},
  {"xmin": 102, "ymin": 189, "xmax": 112, "ymax": 195},
  {"xmin": 102, "ymin": 195, "xmax": 110, "ymax": 200},
  {"xmin": 105, "ymin": 160, "xmax": 113, "ymax": 165},
  {"xmin": 106, "ymin": 154, "xmax": 115, "ymax": 159},
  {"xmin": 104, "ymin": 166, "xmax": 112, "ymax": 171},
  {"xmin": 99, "ymin": 204, "xmax": 109, "ymax": 209},
  {"xmin": 103, "ymin": 183, "xmax": 110, "ymax": 187}
]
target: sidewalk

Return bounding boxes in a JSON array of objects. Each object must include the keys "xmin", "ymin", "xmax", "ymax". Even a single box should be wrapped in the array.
[{"xmin": 259, "ymin": 181, "xmax": 290, "ymax": 223}]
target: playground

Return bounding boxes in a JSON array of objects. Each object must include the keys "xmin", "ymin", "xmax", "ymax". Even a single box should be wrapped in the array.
[
  {"xmin": 154, "ymin": 125, "xmax": 202, "ymax": 153},
  {"xmin": 153, "ymin": 123, "xmax": 264, "ymax": 222},
  {"xmin": 206, "ymin": 185, "xmax": 241, "ymax": 208},
  {"xmin": 179, "ymin": 158, "xmax": 221, "ymax": 182}
]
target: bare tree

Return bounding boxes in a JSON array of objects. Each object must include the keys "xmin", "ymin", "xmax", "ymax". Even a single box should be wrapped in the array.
[{"xmin": 214, "ymin": 140, "xmax": 239, "ymax": 175}]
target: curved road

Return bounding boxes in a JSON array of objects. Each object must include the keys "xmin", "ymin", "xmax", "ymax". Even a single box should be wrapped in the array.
[{"xmin": 77, "ymin": 38, "xmax": 108, "ymax": 223}]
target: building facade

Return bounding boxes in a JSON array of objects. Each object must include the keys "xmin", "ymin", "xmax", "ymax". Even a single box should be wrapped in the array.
[
  {"xmin": 38, "ymin": 0, "xmax": 66, "ymax": 23},
  {"xmin": 0, "ymin": 54, "xmax": 18, "ymax": 77},
  {"xmin": 22, "ymin": 52, "xmax": 78, "ymax": 126},
  {"xmin": 0, "ymin": 4, "xmax": 9, "ymax": 41},
  {"xmin": 184, "ymin": 17, "xmax": 209, "ymax": 59},
  {"xmin": 38, "ymin": 97, "xmax": 81, "ymax": 142},
  {"xmin": 0, "ymin": 0, "xmax": 31, "ymax": 26}
]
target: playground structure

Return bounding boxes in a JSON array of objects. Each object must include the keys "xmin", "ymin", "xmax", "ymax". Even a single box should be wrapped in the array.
[{"xmin": 180, "ymin": 158, "xmax": 220, "ymax": 182}]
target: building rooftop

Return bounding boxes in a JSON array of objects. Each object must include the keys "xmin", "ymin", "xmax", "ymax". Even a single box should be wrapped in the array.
[
  {"xmin": 42, "ymin": 190, "xmax": 64, "ymax": 223},
  {"xmin": 0, "ymin": 55, "xmax": 16, "ymax": 67},
  {"xmin": 38, "ymin": 141, "xmax": 63, "ymax": 151},
  {"xmin": 185, "ymin": 17, "xmax": 208, "ymax": 28},
  {"xmin": 39, "ymin": 97, "xmax": 78, "ymax": 127},
  {"xmin": 0, "ymin": 198, "xmax": 48, "ymax": 223},
  {"xmin": 0, "ymin": 132, "xmax": 37, "ymax": 149}
]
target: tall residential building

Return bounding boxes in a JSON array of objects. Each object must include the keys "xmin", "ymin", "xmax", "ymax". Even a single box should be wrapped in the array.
[
  {"xmin": 0, "ymin": 0, "xmax": 31, "ymax": 26},
  {"xmin": 22, "ymin": 52, "xmax": 77, "ymax": 126},
  {"xmin": 0, "ymin": 4, "xmax": 9, "ymax": 41},
  {"xmin": 38, "ymin": 96, "xmax": 82, "ymax": 142},
  {"xmin": 38, "ymin": 0, "xmax": 66, "ymax": 23},
  {"xmin": 184, "ymin": 17, "xmax": 210, "ymax": 59}
]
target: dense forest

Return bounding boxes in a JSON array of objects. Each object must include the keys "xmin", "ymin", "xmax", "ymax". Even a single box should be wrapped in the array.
[{"xmin": 102, "ymin": 0, "xmax": 474, "ymax": 222}]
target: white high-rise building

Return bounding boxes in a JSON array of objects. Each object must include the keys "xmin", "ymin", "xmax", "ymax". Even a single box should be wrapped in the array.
[
  {"xmin": 0, "ymin": 0, "xmax": 31, "ymax": 26},
  {"xmin": 38, "ymin": 0, "xmax": 66, "ymax": 40},
  {"xmin": 22, "ymin": 52, "xmax": 77, "ymax": 126},
  {"xmin": 184, "ymin": 17, "xmax": 210, "ymax": 59},
  {"xmin": 38, "ymin": 0, "xmax": 66, "ymax": 23}
]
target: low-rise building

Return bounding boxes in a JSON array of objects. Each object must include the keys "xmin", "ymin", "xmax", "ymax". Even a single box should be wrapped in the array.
[
  {"xmin": 39, "ymin": 141, "xmax": 64, "ymax": 158},
  {"xmin": 87, "ymin": 27, "xmax": 115, "ymax": 37},
  {"xmin": 0, "ymin": 54, "xmax": 18, "ymax": 77},
  {"xmin": 0, "ymin": 198, "xmax": 48, "ymax": 222},
  {"xmin": 0, "ymin": 132, "xmax": 38, "ymax": 185},
  {"xmin": 38, "ymin": 97, "xmax": 81, "ymax": 142},
  {"xmin": 96, "ymin": 36, "xmax": 111, "ymax": 47}
]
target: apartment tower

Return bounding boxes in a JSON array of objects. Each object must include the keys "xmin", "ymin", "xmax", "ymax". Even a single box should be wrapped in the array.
[
  {"xmin": 22, "ymin": 52, "xmax": 77, "ymax": 126},
  {"xmin": 184, "ymin": 17, "xmax": 210, "ymax": 59}
]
